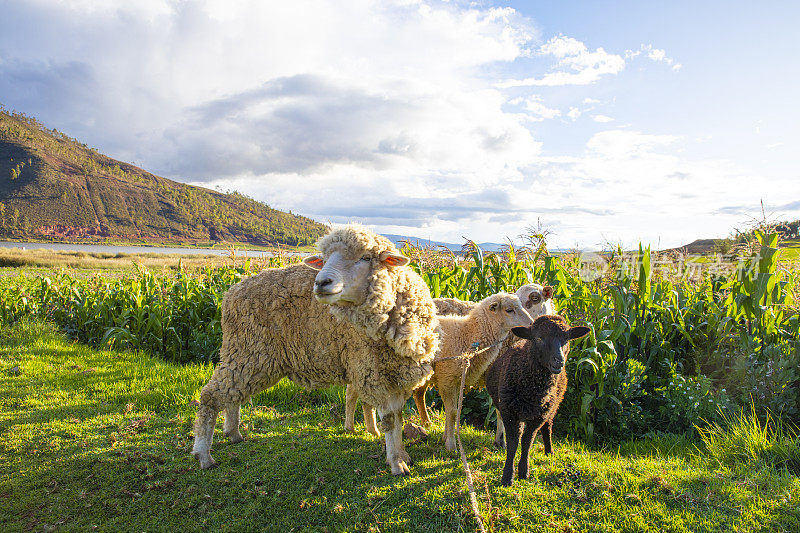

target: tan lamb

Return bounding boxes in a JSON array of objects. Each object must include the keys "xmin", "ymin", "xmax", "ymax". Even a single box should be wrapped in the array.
[{"xmin": 191, "ymin": 225, "xmax": 438, "ymax": 476}]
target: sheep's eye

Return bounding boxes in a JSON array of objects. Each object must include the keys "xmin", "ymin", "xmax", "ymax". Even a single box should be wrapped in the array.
[
  {"xmin": 531, "ymin": 295, "xmax": 541, "ymax": 303},
  {"xmin": 361, "ymin": 255, "xmax": 371, "ymax": 262},
  {"xmin": 506, "ymin": 308, "xmax": 514, "ymax": 313}
]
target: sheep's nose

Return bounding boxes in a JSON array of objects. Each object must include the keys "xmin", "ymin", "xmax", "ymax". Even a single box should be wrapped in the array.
[{"xmin": 315, "ymin": 277, "xmax": 333, "ymax": 290}]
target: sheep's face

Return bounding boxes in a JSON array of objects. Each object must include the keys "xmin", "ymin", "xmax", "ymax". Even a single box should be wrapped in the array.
[
  {"xmin": 515, "ymin": 284, "xmax": 555, "ymax": 319},
  {"xmin": 483, "ymin": 293, "xmax": 534, "ymax": 331},
  {"xmin": 511, "ymin": 315, "xmax": 590, "ymax": 374},
  {"xmin": 303, "ymin": 247, "xmax": 410, "ymax": 306}
]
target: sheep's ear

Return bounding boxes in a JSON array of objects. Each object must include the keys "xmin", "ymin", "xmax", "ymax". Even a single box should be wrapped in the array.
[
  {"xmin": 511, "ymin": 326, "xmax": 532, "ymax": 339},
  {"xmin": 568, "ymin": 326, "xmax": 591, "ymax": 340},
  {"xmin": 303, "ymin": 255, "xmax": 325, "ymax": 270},
  {"xmin": 542, "ymin": 286, "xmax": 554, "ymax": 300},
  {"xmin": 379, "ymin": 251, "xmax": 410, "ymax": 268}
]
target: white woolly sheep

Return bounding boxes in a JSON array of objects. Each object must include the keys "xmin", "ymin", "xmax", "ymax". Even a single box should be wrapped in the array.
[
  {"xmin": 344, "ymin": 283, "xmax": 555, "ymax": 435},
  {"xmin": 191, "ymin": 225, "xmax": 438, "ymax": 476}
]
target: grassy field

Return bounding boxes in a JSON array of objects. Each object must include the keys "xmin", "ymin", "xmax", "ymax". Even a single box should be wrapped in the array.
[
  {"xmin": 0, "ymin": 247, "xmax": 299, "ymax": 278},
  {"xmin": 2, "ymin": 321, "xmax": 798, "ymax": 532}
]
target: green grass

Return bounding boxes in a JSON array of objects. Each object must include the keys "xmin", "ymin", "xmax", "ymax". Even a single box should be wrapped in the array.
[
  {"xmin": 698, "ymin": 406, "xmax": 800, "ymax": 473},
  {"xmin": 1, "ymin": 321, "xmax": 799, "ymax": 532}
]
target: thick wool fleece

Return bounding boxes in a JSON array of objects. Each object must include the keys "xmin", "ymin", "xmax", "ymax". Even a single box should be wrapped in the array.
[
  {"xmin": 433, "ymin": 298, "xmax": 475, "ymax": 316},
  {"xmin": 198, "ymin": 265, "xmax": 432, "ymax": 409},
  {"xmin": 318, "ymin": 227, "xmax": 438, "ymax": 362}
]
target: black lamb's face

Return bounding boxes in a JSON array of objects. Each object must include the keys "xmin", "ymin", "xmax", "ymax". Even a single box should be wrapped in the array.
[{"xmin": 511, "ymin": 316, "xmax": 591, "ymax": 374}]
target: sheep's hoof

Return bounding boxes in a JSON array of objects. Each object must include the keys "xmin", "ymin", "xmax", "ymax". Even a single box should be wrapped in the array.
[
  {"xmin": 192, "ymin": 452, "xmax": 218, "ymax": 470},
  {"xmin": 500, "ymin": 478, "xmax": 513, "ymax": 487},
  {"xmin": 494, "ymin": 440, "xmax": 506, "ymax": 451},
  {"xmin": 227, "ymin": 431, "xmax": 244, "ymax": 444},
  {"xmin": 444, "ymin": 439, "xmax": 456, "ymax": 452},
  {"xmin": 391, "ymin": 460, "xmax": 411, "ymax": 476},
  {"xmin": 400, "ymin": 450, "xmax": 414, "ymax": 466}
]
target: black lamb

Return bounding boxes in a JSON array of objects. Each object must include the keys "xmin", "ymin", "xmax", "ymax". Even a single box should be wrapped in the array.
[{"xmin": 485, "ymin": 314, "xmax": 590, "ymax": 486}]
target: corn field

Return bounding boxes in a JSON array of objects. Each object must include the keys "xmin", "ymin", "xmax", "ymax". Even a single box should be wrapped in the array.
[{"xmin": 1, "ymin": 231, "xmax": 798, "ymax": 442}]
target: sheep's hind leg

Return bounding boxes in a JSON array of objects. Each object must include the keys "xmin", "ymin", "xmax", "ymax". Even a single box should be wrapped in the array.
[
  {"xmin": 542, "ymin": 419, "xmax": 554, "ymax": 455},
  {"xmin": 494, "ymin": 413, "xmax": 506, "ymax": 450},
  {"xmin": 345, "ymin": 385, "xmax": 380, "ymax": 437},
  {"xmin": 344, "ymin": 384, "xmax": 358, "ymax": 433},
  {"xmin": 412, "ymin": 385, "xmax": 432, "ymax": 427},
  {"xmin": 362, "ymin": 403, "xmax": 380, "ymax": 437},
  {"xmin": 223, "ymin": 403, "xmax": 244, "ymax": 443}
]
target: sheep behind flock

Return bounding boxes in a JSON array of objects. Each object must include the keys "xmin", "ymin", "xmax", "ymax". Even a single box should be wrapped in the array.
[
  {"xmin": 344, "ymin": 283, "xmax": 555, "ymax": 436},
  {"xmin": 192, "ymin": 225, "xmax": 439, "ymax": 476},
  {"xmin": 485, "ymin": 315, "xmax": 589, "ymax": 486}
]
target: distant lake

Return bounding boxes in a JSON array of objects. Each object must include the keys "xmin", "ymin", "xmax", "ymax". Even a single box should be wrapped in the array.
[{"xmin": 0, "ymin": 241, "xmax": 286, "ymax": 257}]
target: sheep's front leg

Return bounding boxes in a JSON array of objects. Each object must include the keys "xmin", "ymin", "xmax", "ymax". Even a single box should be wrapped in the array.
[
  {"xmin": 517, "ymin": 422, "xmax": 538, "ymax": 480},
  {"xmin": 378, "ymin": 407, "xmax": 411, "ymax": 476},
  {"xmin": 223, "ymin": 403, "xmax": 244, "ymax": 443},
  {"xmin": 440, "ymin": 386, "xmax": 459, "ymax": 452},
  {"xmin": 500, "ymin": 412, "xmax": 519, "ymax": 487},
  {"xmin": 192, "ymin": 403, "xmax": 220, "ymax": 470}
]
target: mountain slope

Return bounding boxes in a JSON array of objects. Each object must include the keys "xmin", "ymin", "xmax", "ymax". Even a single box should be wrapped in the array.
[{"xmin": 0, "ymin": 109, "xmax": 326, "ymax": 246}]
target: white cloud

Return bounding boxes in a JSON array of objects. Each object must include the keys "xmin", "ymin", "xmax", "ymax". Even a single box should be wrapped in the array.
[
  {"xmin": 497, "ymin": 35, "xmax": 625, "ymax": 87},
  {"xmin": 592, "ymin": 114, "xmax": 614, "ymax": 123},
  {"xmin": 2, "ymin": 2, "xmax": 793, "ymax": 248},
  {"xmin": 567, "ymin": 107, "xmax": 581, "ymax": 120},
  {"xmin": 626, "ymin": 44, "xmax": 681, "ymax": 71},
  {"xmin": 490, "ymin": 130, "xmax": 788, "ymax": 248},
  {"xmin": 585, "ymin": 129, "xmax": 678, "ymax": 158},
  {"xmin": 0, "ymin": 1, "xmax": 541, "ymax": 190},
  {"xmin": 510, "ymin": 95, "xmax": 561, "ymax": 121}
]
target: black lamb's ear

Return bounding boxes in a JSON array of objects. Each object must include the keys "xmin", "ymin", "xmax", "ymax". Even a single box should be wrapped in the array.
[
  {"xmin": 568, "ymin": 326, "xmax": 591, "ymax": 340},
  {"xmin": 511, "ymin": 326, "xmax": 532, "ymax": 339}
]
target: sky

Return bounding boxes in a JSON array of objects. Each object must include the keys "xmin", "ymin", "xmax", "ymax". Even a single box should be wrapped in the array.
[{"xmin": 1, "ymin": 0, "xmax": 798, "ymax": 249}]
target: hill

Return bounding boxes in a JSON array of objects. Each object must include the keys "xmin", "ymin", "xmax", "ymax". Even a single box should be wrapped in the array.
[
  {"xmin": 673, "ymin": 220, "xmax": 800, "ymax": 255},
  {"xmin": 383, "ymin": 233, "xmax": 508, "ymax": 252},
  {"xmin": 0, "ymin": 108, "xmax": 327, "ymax": 247}
]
